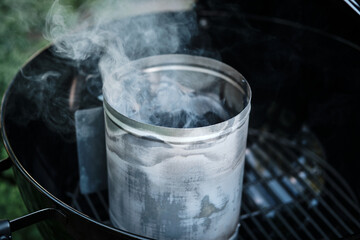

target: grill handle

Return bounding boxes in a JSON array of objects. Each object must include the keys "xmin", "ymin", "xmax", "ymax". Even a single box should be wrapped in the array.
[
  {"xmin": 1, "ymin": 138, "xmax": 67, "ymax": 239},
  {"xmin": 0, "ymin": 208, "xmax": 67, "ymax": 240},
  {"xmin": 0, "ymin": 220, "xmax": 10, "ymax": 240}
]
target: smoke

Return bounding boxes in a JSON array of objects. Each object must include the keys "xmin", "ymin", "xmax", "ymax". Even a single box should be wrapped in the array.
[
  {"xmin": 15, "ymin": 68, "xmax": 76, "ymax": 140},
  {"xmin": 44, "ymin": 0, "xmax": 197, "ymax": 62},
  {"xmin": 16, "ymin": 0, "xmax": 231, "ymax": 135},
  {"xmin": 106, "ymin": 70, "xmax": 232, "ymax": 128}
]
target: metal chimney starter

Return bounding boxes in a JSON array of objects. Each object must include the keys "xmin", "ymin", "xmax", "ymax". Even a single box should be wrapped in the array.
[{"xmin": 103, "ymin": 54, "xmax": 251, "ymax": 239}]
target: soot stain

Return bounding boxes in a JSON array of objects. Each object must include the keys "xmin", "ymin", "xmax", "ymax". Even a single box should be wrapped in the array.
[
  {"xmin": 196, "ymin": 195, "xmax": 229, "ymax": 232},
  {"xmin": 127, "ymin": 167, "xmax": 186, "ymax": 239}
]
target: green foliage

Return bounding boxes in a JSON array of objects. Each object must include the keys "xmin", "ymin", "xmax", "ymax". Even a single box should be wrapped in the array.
[
  {"xmin": 0, "ymin": 0, "xmax": 52, "ymax": 96},
  {"xmin": 0, "ymin": 169, "xmax": 42, "ymax": 240}
]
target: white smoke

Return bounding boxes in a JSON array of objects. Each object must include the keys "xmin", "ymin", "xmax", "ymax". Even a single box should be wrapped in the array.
[{"xmin": 43, "ymin": 0, "xmax": 231, "ymax": 128}]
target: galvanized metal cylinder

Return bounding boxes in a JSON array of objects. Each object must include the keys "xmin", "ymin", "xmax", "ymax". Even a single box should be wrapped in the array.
[{"xmin": 104, "ymin": 54, "xmax": 251, "ymax": 239}]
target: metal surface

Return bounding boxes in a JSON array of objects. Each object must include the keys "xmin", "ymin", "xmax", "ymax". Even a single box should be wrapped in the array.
[
  {"xmin": 103, "ymin": 54, "xmax": 251, "ymax": 239},
  {"xmin": 67, "ymin": 129, "xmax": 360, "ymax": 239},
  {"xmin": 344, "ymin": 0, "xmax": 360, "ymax": 15},
  {"xmin": 10, "ymin": 208, "xmax": 67, "ymax": 232},
  {"xmin": 0, "ymin": 220, "xmax": 11, "ymax": 240},
  {"xmin": 0, "ymin": 208, "xmax": 67, "ymax": 240},
  {"xmin": 75, "ymin": 107, "xmax": 107, "ymax": 194},
  {"xmin": 239, "ymin": 129, "xmax": 360, "ymax": 239},
  {"xmin": 103, "ymin": 54, "xmax": 251, "ymax": 142}
]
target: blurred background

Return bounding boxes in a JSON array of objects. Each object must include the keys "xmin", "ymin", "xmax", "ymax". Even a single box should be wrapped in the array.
[{"xmin": 0, "ymin": 1, "xmax": 83, "ymax": 239}]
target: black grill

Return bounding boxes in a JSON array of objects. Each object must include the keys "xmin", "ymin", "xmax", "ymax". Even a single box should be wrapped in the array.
[{"xmin": 66, "ymin": 128, "xmax": 360, "ymax": 239}]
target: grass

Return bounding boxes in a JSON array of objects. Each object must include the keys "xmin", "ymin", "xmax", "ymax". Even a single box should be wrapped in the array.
[{"xmin": 0, "ymin": 1, "xmax": 83, "ymax": 239}]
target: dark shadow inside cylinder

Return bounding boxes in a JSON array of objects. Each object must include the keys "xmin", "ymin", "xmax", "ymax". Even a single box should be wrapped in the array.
[{"xmin": 115, "ymin": 69, "xmax": 245, "ymax": 128}]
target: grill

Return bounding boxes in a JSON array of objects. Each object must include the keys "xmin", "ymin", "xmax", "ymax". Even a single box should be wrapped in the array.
[
  {"xmin": 66, "ymin": 128, "xmax": 360, "ymax": 239},
  {"xmin": 1, "ymin": 0, "xmax": 360, "ymax": 239}
]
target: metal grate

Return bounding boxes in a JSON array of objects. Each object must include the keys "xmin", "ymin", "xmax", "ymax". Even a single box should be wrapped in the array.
[{"xmin": 66, "ymin": 128, "xmax": 360, "ymax": 239}]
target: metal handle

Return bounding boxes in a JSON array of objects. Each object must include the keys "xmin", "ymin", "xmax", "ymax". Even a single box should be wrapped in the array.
[
  {"xmin": 0, "ymin": 208, "xmax": 67, "ymax": 239},
  {"xmin": 0, "ymin": 220, "xmax": 11, "ymax": 240},
  {"xmin": 0, "ymin": 132, "xmax": 67, "ymax": 239}
]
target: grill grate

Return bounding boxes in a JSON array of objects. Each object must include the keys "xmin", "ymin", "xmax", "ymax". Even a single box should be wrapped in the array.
[{"xmin": 66, "ymin": 128, "xmax": 360, "ymax": 239}]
